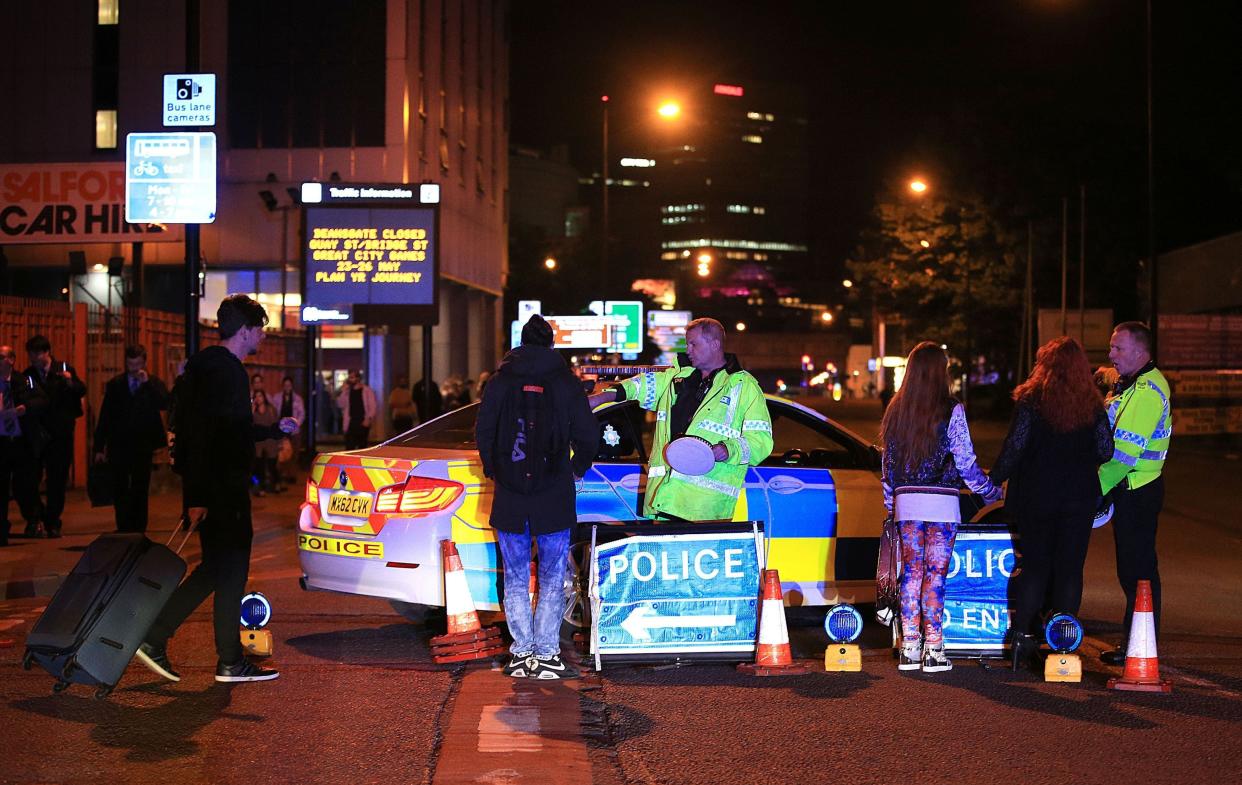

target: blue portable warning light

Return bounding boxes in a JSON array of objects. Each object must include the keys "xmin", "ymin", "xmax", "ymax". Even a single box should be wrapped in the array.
[
  {"xmin": 240, "ymin": 592, "xmax": 272, "ymax": 630},
  {"xmin": 824, "ymin": 604, "xmax": 864, "ymax": 644},
  {"xmin": 1044, "ymin": 613, "xmax": 1083, "ymax": 654}
]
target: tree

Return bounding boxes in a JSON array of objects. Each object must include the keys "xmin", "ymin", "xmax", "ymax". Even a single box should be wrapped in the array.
[{"xmin": 846, "ymin": 181, "xmax": 1025, "ymax": 377}]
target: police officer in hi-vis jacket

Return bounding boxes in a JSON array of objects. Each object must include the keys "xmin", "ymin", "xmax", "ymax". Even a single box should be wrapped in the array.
[{"xmin": 588, "ymin": 317, "xmax": 773, "ymax": 521}]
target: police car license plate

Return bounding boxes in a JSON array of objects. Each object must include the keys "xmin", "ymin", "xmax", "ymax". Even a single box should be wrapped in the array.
[
  {"xmin": 298, "ymin": 533, "xmax": 384, "ymax": 560},
  {"xmin": 327, "ymin": 492, "xmax": 372, "ymax": 518}
]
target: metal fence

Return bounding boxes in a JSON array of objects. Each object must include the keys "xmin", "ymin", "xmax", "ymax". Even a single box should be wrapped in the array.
[{"xmin": 0, "ymin": 296, "xmax": 306, "ymax": 487}]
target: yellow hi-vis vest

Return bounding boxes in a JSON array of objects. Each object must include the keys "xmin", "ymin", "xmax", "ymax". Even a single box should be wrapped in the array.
[
  {"xmin": 1100, "ymin": 365, "xmax": 1171, "ymax": 494},
  {"xmin": 619, "ymin": 355, "xmax": 773, "ymax": 521}
]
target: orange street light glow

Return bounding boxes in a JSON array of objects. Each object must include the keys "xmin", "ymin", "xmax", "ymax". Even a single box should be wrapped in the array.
[
  {"xmin": 820, "ymin": 311, "xmax": 834, "ymax": 323},
  {"xmin": 842, "ymin": 279, "xmax": 853, "ymax": 288},
  {"xmin": 697, "ymin": 252, "xmax": 713, "ymax": 264},
  {"xmin": 909, "ymin": 179, "xmax": 928, "ymax": 193},
  {"xmin": 658, "ymin": 101, "xmax": 681, "ymax": 119},
  {"xmin": 736, "ymin": 322, "xmax": 747, "ymax": 332},
  {"xmin": 544, "ymin": 257, "xmax": 557, "ymax": 270},
  {"xmin": 920, "ymin": 239, "xmax": 931, "ymax": 248}
]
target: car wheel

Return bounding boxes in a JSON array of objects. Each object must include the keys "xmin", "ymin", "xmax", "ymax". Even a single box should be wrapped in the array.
[
  {"xmin": 562, "ymin": 542, "xmax": 590, "ymax": 629},
  {"xmin": 389, "ymin": 600, "xmax": 445, "ymax": 625}
]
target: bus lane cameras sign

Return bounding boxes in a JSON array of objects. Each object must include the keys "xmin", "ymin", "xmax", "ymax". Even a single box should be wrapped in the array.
[
  {"xmin": 592, "ymin": 532, "xmax": 761, "ymax": 656},
  {"xmin": 163, "ymin": 73, "xmax": 216, "ymax": 126}
]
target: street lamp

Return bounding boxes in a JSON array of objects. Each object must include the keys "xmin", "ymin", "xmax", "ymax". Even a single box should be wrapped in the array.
[
  {"xmin": 657, "ymin": 101, "xmax": 681, "ymax": 119},
  {"xmin": 909, "ymin": 179, "xmax": 928, "ymax": 194},
  {"xmin": 600, "ymin": 95, "xmax": 610, "ymax": 292},
  {"xmin": 842, "ymin": 279, "xmax": 853, "ymax": 289},
  {"xmin": 736, "ymin": 321, "xmax": 746, "ymax": 332},
  {"xmin": 544, "ymin": 257, "xmax": 558, "ymax": 271},
  {"xmin": 820, "ymin": 311, "xmax": 834, "ymax": 324}
]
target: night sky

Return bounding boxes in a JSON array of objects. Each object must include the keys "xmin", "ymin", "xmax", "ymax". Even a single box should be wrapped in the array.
[{"xmin": 511, "ymin": 1, "xmax": 1242, "ymax": 283}]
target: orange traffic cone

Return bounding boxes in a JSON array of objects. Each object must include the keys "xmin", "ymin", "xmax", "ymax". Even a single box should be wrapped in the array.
[
  {"xmin": 1107, "ymin": 579, "xmax": 1172, "ymax": 693},
  {"xmin": 738, "ymin": 570, "xmax": 809, "ymax": 676},
  {"xmin": 431, "ymin": 540, "xmax": 505, "ymax": 663}
]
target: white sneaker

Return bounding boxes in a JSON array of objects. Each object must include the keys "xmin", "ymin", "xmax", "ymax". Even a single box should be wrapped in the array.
[
  {"xmin": 898, "ymin": 641, "xmax": 922, "ymax": 671},
  {"xmin": 922, "ymin": 644, "xmax": 953, "ymax": 673}
]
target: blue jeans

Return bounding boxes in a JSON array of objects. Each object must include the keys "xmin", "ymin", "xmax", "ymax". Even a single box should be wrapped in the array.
[{"xmin": 495, "ymin": 526, "xmax": 571, "ymax": 658}]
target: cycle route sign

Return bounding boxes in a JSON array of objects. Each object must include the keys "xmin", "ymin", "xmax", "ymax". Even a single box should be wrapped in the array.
[{"xmin": 124, "ymin": 132, "xmax": 217, "ymax": 224}]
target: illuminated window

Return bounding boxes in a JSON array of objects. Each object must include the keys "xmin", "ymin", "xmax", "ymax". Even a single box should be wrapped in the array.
[
  {"xmin": 753, "ymin": 206, "xmax": 766, "ymax": 215},
  {"xmin": 746, "ymin": 111, "xmax": 762, "ymax": 120},
  {"xmin": 725, "ymin": 251, "xmax": 748, "ymax": 260},
  {"xmin": 661, "ymin": 252, "xmax": 679, "ymax": 260},
  {"xmin": 726, "ymin": 204, "xmax": 751, "ymax": 214},
  {"xmin": 754, "ymin": 253, "xmax": 768, "ymax": 261},
  {"xmin": 741, "ymin": 135, "xmax": 763, "ymax": 144},
  {"xmin": 661, "ymin": 238, "xmax": 808, "ymax": 253},
  {"xmin": 98, "ymin": 0, "xmax": 119, "ymax": 24},
  {"xmin": 95, "ymin": 110, "xmax": 117, "ymax": 149},
  {"xmin": 620, "ymin": 158, "xmax": 656, "ymax": 168}
]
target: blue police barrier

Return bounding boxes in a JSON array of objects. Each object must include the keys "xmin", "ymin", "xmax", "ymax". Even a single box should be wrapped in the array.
[
  {"xmin": 591, "ymin": 530, "xmax": 761, "ymax": 661},
  {"xmin": 942, "ymin": 529, "xmax": 1016, "ymax": 653}
]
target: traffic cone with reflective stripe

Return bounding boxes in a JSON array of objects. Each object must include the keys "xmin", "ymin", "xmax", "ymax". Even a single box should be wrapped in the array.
[
  {"xmin": 431, "ymin": 540, "xmax": 504, "ymax": 662},
  {"xmin": 738, "ymin": 569, "xmax": 809, "ymax": 676},
  {"xmin": 1107, "ymin": 580, "xmax": 1172, "ymax": 693}
]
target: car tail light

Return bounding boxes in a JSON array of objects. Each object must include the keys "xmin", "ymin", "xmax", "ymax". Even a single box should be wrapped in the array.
[
  {"xmin": 374, "ymin": 475, "xmax": 463, "ymax": 516},
  {"xmin": 306, "ymin": 481, "xmax": 319, "ymax": 506}
]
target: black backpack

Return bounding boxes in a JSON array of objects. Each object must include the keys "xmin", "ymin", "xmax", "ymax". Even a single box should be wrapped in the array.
[{"xmin": 492, "ymin": 375, "xmax": 562, "ymax": 494}]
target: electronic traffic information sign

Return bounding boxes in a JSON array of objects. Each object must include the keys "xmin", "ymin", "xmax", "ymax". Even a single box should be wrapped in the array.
[{"xmin": 301, "ymin": 182, "xmax": 440, "ymax": 325}]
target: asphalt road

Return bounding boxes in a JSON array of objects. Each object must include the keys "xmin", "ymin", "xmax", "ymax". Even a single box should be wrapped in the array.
[{"xmin": 1, "ymin": 409, "xmax": 1239, "ymax": 784}]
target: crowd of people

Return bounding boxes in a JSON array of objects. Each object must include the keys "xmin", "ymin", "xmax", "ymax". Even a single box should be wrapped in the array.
[{"xmin": 881, "ymin": 321, "xmax": 1169, "ymax": 673}]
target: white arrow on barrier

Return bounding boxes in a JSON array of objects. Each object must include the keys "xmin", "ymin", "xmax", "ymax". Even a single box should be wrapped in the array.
[{"xmin": 620, "ymin": 605, "xmax": 736, "ymax": 641}]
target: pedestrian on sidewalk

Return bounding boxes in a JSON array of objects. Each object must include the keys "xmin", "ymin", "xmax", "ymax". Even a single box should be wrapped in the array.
[
  {"xmin": 880, "ymin": 341, "xmax": 1001, "ymax": 674},
  {"xmin": 93, "ymin": 344, "xmax": 170, "ymax": 533},
  {"xmin": 0, "ymin": 344, "xmax": 46, "ymax": 547},
  {"xmin": 1097, "ymin": 321, "xmax": 1172, "ymax": 666},
  {"xmin": 989, "ymin": 337, "xmax": 1113, "ymax": 670},
  {"xmin": 22, "ymin": 334, "xmax": 86, "ymax": 539},
  {"xmin": 277, "ymin": 375, "xmax": 306, "ymax": 479},
  {"xmin": 251, "ymin": 389, "xmax": 281, "ymax": 495},
  {"xmin": 476, "ymin": 315, "xmax": 597, "ymax": 680},
  {"xmin": 134, "ymin": 294, "xmax": 297, "ymax": 685},
  {"xmin": 412, "ymin": 376, "xmax": 443, "ymax": 424},
  {"xmin": 389, "ymin": 373, "xmax": 415, "ymax": 434},
  {"xmin": 336, "ymin": 370, "xmax": 376, "ymax": 450}
]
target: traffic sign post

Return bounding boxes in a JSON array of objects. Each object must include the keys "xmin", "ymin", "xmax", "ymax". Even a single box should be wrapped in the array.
[
  {"xmin": 589, "ymin": 522, "xmax": 764, "ymax": 668},
  {"xmin": 124, "ymin": 132, "xmax": 217, "ymax": 224}
]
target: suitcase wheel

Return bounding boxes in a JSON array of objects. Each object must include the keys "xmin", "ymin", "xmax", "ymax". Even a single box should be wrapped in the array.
[
  {"xmin": 52, "ymin": 681, "xmax": 70, "ymax": 694},
  {"xmin": 94, "ymin": 686, "xmax": 113, "ymax": 701}
]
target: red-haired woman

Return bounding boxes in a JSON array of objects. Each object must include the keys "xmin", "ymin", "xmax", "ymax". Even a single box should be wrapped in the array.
[
  {"xmin": 990, "ymin": 337, "xmax": 1113, "ymax": 670},
  {"xmin": 881, "ymin": 342, "xmax": 1001, "ymax": 673}
]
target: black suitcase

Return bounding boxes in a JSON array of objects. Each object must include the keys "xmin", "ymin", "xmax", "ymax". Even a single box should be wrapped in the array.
[{"xmin": 23, "ymin": 530, "xmax": 189, "ymax": 699}]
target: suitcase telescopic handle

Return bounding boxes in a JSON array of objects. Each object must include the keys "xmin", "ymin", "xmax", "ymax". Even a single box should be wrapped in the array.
[{"xmin": 166, "ymin": 514, "xmax": 199, "ymax": 555}]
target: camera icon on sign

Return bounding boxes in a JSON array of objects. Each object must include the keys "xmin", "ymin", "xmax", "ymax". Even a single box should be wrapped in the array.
[{"xmin": 175, "ymin": 78, "xmax": 202, "ymax": 101}]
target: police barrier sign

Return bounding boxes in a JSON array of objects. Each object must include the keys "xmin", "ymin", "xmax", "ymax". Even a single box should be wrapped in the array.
[
  {"xmin": 942, "ymin": 530, "xmax": 1015, "ymax": 652},
  {"xmin": 592, "ymin": 532, "xmax": 761, "ymax": 656}
]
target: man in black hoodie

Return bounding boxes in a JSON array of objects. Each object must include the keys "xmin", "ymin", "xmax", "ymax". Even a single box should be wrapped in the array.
[
  {"xmin": 476, "ymin": 315, "xmax": 597, "ymax": 680},
  {"xmin": 135, "ymin": 295, "xmax": 296, "ymax": 685}
]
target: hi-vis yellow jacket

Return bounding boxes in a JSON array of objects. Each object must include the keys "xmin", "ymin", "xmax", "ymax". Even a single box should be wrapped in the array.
[
  {"xmin": 619, "ymin": 354, "xmax": 773, "ymax": 521},
  {"xmin": 1100, "ymin": 364, "xmax": 1171, "ymax": 494}
]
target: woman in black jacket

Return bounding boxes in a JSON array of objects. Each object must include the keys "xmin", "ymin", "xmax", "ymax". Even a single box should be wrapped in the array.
[{"xmin": 991, "ymin": 337, "xmax": 1114, "ymax": 670}]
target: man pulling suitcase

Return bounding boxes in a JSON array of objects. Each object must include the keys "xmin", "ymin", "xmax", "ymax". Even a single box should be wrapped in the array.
[{"xmin": 135, "ymin": 294, "xmax": 297, "ymax": 684}]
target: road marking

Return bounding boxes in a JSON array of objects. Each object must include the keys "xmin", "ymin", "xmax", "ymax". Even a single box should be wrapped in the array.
[
  {"xmin": 432, "ymin": 668, "xmax": 592, "ymax": 785},
  {"xmin": 478, "ymin": 705, "xmax": 542, "ymax": 752}
]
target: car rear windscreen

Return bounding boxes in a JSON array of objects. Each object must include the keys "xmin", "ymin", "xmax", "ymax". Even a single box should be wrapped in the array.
[{"xmin": 387, "ymin": 404, "xmax": 479, "ymax": 450}]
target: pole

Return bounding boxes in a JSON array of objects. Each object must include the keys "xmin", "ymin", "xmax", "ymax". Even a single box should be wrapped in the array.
[
  {"xmin": 305, "ymin": 324, "xmax": 317, "ymax": 461},
  {"xmin": 1146, "ymin": 0, "xmax": 1158, "ymax": 357},
  {"xmin": 1060, "ymin": 196, "xmax": 1068, "ymax": 337},
  {"xmin": 1079, "ymin": 184, "xmax": 1086, "ymax": 346},
  {"xmin": 184, "ymin": 0, "xmax": 201, "ymax": 356},
  {"xmin": 280, "ymin": 208, "xmax": 288, "ymax": 330},
  {"xmin": 421, "ymin": 324, "xmax": 433, "ymax": 419},
  {"xmin": 601, "ymin": 97, "xmax": 610, "ymax": 295},
  {"xmin": 1020, "ymin": 220, "xmax": 1033, "ymax": 376}
]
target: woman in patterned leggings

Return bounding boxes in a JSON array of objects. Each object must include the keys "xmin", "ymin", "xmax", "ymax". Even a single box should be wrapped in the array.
[{"xmin": 881, "ymin": 343, "xmax": 1001, "ymax": 673}]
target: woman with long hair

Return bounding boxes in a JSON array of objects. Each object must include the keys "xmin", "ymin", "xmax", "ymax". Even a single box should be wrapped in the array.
[
  {"xmin": 251, "ymin": 389, "xmax": 281, "ymax": 496},
  {"xmin": 991, "ymin": 337, "xmax": 1113, "ymax": 670},
  {"xmin": 881, "ymin": 342, "xmax": 1001, "ymax": 673}
]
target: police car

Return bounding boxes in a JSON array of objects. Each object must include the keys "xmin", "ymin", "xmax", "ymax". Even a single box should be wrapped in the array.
[{"xmin": 298, "ymin": 372, "xmax": 936, "ymax": 619}]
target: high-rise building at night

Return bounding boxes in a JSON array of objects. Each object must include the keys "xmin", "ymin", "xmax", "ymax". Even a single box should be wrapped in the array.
[{"xmin": 0, "ymin": 0, "xmax": 508, "ymax": 389}]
